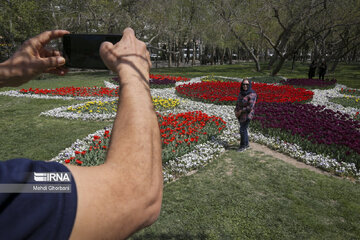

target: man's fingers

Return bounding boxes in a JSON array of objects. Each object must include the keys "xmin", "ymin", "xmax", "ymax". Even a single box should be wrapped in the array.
[
  {"xmin": 42, "ymin": 48, "xmax": 61, "ymax": 58},
  {"xmin": 118, "ymin": 28, "xmax": 136, "ymax": 47},
  {"xmin": 39, "ymin": 56, "xmax": 66, "ymax": 70},
  {"xmin": 31, "ymin": 30, "xmax": 70, "ymax": 49},
  {"xmin": 122, "ymin": 28, "xmax": 135, "ymax": 40}
]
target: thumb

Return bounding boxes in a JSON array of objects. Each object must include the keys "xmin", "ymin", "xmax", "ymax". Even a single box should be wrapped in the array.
[
  {"xmin": 40, "ymin": 56, "xmax": 66, "ymax": 69},
  {"xmin": 100, "ymin": 41, "xmax": 116, "ymax": 70},
  {"xmin": 100, "ymin": 41, "xmax": 114, "ymax": 60}
]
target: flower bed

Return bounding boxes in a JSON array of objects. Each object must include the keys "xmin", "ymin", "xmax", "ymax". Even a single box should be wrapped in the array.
[
  {"xmin": 67, "ymin": 97, "xmax": 180, "ymax": 114},
  {"xmin": 20, "ymin": 86, "xmax": 119, "ymax": 97},
  {"xmin": 329, "ymin": 96, "xmax": 360, "ymax": 109},
  {"xmin": 280, "ymin": 78, "xmax": 337, "ymax": 89},
  {"xmin": 150, "ymin": 74, "xmax": 190, "ymax": 82},
  {"xmin": 111, "ymin": 74, "xmax": 190, "ymax": 89},
  {"xmin": 252, "ymin": 102, "xmax": 360, "ymax": 168},
  {"xmin": 355, "ymin": 112, "xmax": 360, "ymax": 121},
  {"xmin": 340, "ymin": 88, "xmax": 360, "ymax": 97},
  {"xmin": 62, "ymin": 111, "xmax": 226, "ymax": 166},
  {"xmin": 176, "ymin": 82, "xmax": 313, "ymax": 105},
  {"xmin": 44, "ymin": 76, "xmax": 360, "ymax": 180}
]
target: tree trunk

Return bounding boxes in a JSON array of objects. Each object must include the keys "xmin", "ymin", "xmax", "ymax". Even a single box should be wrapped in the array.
[
  {"xmin": 255, "ymin": 59, "xmax": 261, "ymax": 72},
  {"xmin": 264, "ymin": 49, "xmax": 268, "ymax": 61},
  {"xmin": 175, "ymin": 42, "xmax": 180, "ymax": 67},
  {"xmin": 210, "ymin": 46, "xmax": 215, "ymax": 65},
  {"xmin": 229, "ymin": 49, "xmax": 233, "ymax": 64},
  {"xmin": 330, "ymin": 60, "xmax": 339, "ymax": 73},
  {"xmin": 220, "ymin": 49, "xmax": 225, "ymax": 65},
  {"xmin": 192, "ymin": 39, "xmax": 196, "ymax": 66},
  {"xmin": 351, "ymin": 47, "xmax": 357, "ymax": 62},
  {"xmin": 271, "ymin": 57, "xmax": 286, "ymax": 76},
  {"xmin": 268, "ymin": 53, "xmax": 278, "ymax": 69},
  {"xmin": 168, "ymin": 40, "xmax": 172, "ymax": 67},
  {"xmin": 291, "ymin": 53, "xmax": 296, "ymax": 71},
  {"xmin": 241, "ymin": 42, "xmax": 261, "ymax": 71}
]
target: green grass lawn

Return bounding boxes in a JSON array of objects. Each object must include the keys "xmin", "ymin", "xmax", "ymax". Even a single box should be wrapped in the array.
[
  {"xmin": 130, "ymin": 150, "xmax": 360, "ymax": 240},
  {"xmin": 1, "ymin": 62, "xmax": 360, "ymax": 239},
  {"xmin": 0, "ymin": 96, "xmax": 110, "ymax": 160}
]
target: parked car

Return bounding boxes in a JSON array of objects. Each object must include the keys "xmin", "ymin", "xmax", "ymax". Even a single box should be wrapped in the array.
[{"xmin": 150, "ymin": 53, "xmax": 161, "ymax": 59}]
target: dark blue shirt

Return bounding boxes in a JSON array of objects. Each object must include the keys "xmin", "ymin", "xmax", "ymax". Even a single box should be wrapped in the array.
[{"xmin": 0, "ymin": 158, "xmax": 77, "ymax": 239}]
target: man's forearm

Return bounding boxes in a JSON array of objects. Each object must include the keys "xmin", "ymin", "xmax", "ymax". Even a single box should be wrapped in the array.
[
  {"xmin": 107, "ymin": 74, "xmax": 161, "ymax": 175},
  {"xmin": 68, "ymin": 28, "xmax": 162, "ymax": 239},
  {"xmin": 0, "ymin": 59, "xmax": 28, "ymax": 88},
  {"xmin": 109, "ymin": 74, "xmax": 162, "ymax": 201}
]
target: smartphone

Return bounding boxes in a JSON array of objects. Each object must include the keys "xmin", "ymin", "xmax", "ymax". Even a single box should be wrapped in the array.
[{"xmin": 62, "ymin": 34, "xmax": 122, "ymax": 69}]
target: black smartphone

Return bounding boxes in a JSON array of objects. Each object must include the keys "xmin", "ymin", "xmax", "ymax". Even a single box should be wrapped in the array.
[{"xmin": 62, "ymin": 34, "xmax": 122, "ymax": 69}]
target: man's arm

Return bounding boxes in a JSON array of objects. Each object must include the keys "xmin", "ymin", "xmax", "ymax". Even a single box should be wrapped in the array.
[{"xmin": 66, "ymin": 28, "xmax": 163, "ymax": 239}]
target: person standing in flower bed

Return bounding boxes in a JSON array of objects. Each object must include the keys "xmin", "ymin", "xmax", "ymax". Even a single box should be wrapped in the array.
[
  {"xmin": 308, "ymin": 60, "xmax": 317, "ymax": 79},
  {"xmin": 318, "ymin": 59, "xmax": 327, "ymax": 80},
  {"xmin": 234, "ymin": 78, "xmax": 257, "ymax": 152},
  {"xmin": 0, "ymin": 28, "xmax": 163, "ymax": 239}
]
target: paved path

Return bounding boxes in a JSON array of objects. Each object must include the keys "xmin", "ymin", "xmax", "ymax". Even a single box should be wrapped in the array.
[{"xmin": 247, "ymin": 141, "xmax": 346, "ymax": 180}]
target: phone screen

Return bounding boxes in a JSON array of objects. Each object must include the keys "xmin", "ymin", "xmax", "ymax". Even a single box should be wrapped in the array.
[{"xmin": 62, "ymin": 34, "xmax": 122, "ymax": 69}]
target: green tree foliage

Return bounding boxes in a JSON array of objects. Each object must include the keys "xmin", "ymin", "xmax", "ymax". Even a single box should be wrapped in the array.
[{"xmin": 1, "ymin": 0, "xmax": 360, "ymax": 72}]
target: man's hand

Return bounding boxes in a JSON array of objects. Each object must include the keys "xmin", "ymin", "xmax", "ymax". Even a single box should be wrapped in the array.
[
  {"xmin": 0, "ymin": 30, "xmax": 69, "ymax": 87},
  {"xmin": 100, "ymin": 28, "xmax": 151, "ymax": 86}
]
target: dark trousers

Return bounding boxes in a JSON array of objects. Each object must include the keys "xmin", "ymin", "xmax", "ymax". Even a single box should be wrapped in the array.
[{"xmin": 239, "ymin": 119, "xmax": 250, "ymax": 147}]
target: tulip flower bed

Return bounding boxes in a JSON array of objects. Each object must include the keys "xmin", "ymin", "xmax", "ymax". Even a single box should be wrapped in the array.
[
  {"xmin": 20, "ymin": 86, "xmax": 119, "ymax": 97},
  {"xmin": 111, "ymin": 77, "xmax": 176, "ymax": 89},
  {"xmin": 176, "ymin": 82, "xmax": 314, "ymax": 105},
  {"xmin": 280, "ymin": 78, "xmax": 337, "ymax": 89},
  {"xmin": 340, "ymin": 88, "xmax": 360, "ymax": 96},
  {"xmin": 329, "ymin": 96, "xmax": 360, "ymax": 109},
  {"xmin": 355, "ymin": 112, "xmax": 360, "ymax": 121},
  {"xmin": 149, "ymin": 78, "xmax": 176, "ymax": 88},
  {"xmin": 67, "ymin": 97, "xmax": 180, "ymax": 114},
  {"xmin": 111, "ymin": 74, "xmax": 190, "ymax": 89},
  {"xmin": 150, "ymin": 74, "xmax": 190, "ymax": 82},
  {"xmin": 63, "ymin": 111, "xmax": 226, "ymax": 166},
  {"xmin": 252, "ymin": 102, "xmax": 360, "ymax": 169}
]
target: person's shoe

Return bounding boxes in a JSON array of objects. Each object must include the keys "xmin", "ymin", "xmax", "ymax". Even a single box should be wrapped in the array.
[{"xmin": 237, "ymin": 145, "xmax": 249, "ymax": 152}]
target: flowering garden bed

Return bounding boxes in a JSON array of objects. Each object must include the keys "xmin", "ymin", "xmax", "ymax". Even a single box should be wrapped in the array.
[
  {"xmin": 67, "ymin": 97, "xmax": 180, "ymax": 114},
  {"xmin": 20, "ymin": 86, "xmax": 119, "ymax": 97},
  {"xmin": 329, "ymin": 96, "xmax": 360, "ymax": 109},
  {"xmin": 253, "ymin": 102, "xmax": 360, "ymax": 169},
  {"xmin": 111, "ymin": 74, "xmax": 190, "ymax": 89},
  {"xmin": 176, "ymin": 81, "xmax": 314, "ymax": 104},
  {"xmin": 340, "ymin": 87, "xmax": 360, "ymax": 96},
  {"xmin": 280, "ymin": 78, "xmax": 337, "ymax": 89},
  {"xmin": 3, "ymin": 74, "xmax": 359, "ymax": 181},
  {"xmin": 62, "ymin": 111, "xmax": 226, "ymax": 166}
]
